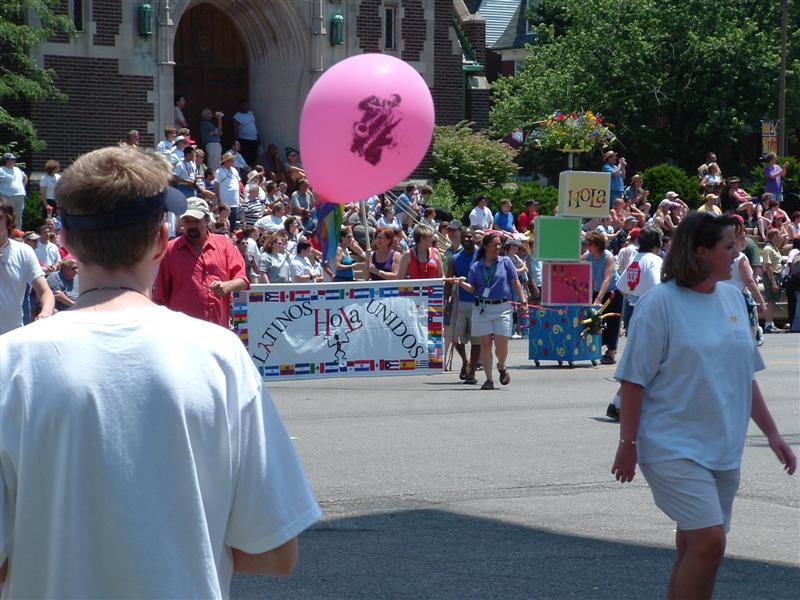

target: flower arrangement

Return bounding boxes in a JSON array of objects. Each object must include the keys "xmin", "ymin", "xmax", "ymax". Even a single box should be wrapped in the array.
[{"xmin": 528, "ymin": 111, "xmax": 616, "ymax": 153}]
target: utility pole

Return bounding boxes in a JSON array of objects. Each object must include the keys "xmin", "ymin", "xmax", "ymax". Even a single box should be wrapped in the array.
[{"xmin": 778, "ymin": 0, "xmax": 788, "ymax": 156}]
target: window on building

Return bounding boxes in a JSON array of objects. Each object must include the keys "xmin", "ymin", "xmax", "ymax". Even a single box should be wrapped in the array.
[
  {"xmin": 384, "ymin": 6, "xmax": 396, "ymax": 50},
  {"xmin": 71, "ymin": 0, "xmax": 84, "ymax": 31}
]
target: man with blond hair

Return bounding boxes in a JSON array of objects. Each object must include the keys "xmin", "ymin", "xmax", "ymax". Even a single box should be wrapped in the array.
[{"xmin": 0, "ymin": 146, "xmax": 320, "ymax": 598}]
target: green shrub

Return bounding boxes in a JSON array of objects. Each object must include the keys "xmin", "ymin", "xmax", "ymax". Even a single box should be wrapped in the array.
[
  {"xmin": 431, "ymin": 122, "xmax": 519, "ymax": 203},
  {"xmin": 427, "ymin": 180, "xmax": 471, "ymax": 220},
  {"xmin": 748, "ymin": 155, "xmax": 800, "ymax": 196},
  {"xmin": 640, "ymin": 164, "xmax": 701, "ymax": 208},
  {"xmin": 22, "ymin": 191, "xmax": 45, "ymax": 231}
]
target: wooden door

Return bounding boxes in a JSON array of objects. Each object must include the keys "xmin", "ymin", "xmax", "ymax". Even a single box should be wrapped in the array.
[{"xmin": 174, "ymin": 2, "xmax": 248, "ymax": 152}]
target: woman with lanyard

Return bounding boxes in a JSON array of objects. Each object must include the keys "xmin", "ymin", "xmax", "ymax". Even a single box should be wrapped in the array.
[
  {"xmin": 397, "ymin": 225, "xmax": 443, "ymax": 280},
  {"xmin": 367, "ymin": 227, "xmax": 401, "ymax": 280},
  {"xmin": 582, "ymin": 231, "xmax": 623, "ymax": 365},
  {"xmin": 447, "ymin": 232, "xmax": 526, "ymax": 390},
  {"xmin": 612, "ymin": 212, "xmax": 795, "ymax": 600},
  {"xmin": 332, "ymin": 226, "xmax": 365, "ymax": 282}
]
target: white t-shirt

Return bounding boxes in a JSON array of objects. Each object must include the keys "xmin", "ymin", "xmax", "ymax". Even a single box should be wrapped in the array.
[
  {"xmin": 615, "ymin": 280, "xmax": 765, "ymax": 470},
  {"xmin": 616, "ymin": 251, "xmax": 662, "ymax": 306},
  {"xmin": 233, "ymin": 111, "xmax": 258, "ymax": 140},
  {"xmin": 0, "ymin": 306, "xmax": 321, "ymax": 598},
  {"xmin": 469, "ymin": 206, "xmax": 493, "ymax": 229},
  {"xmin": 616, "ymin": 242, "xmax": 638, "ymax": 274},
  {"xmin": 0, "ymin": 239, "xmax": 45, "ymax": 334},
  {"xmin": 0, "ymin": 166, "xmax": 26, "ymax": 197},
  {"xmin": 215, "ymin": 166, "xmax": 241, "ymax": 206},
  {"xmin": 724, "ymin": 253, "xmax": 748, "ymax": 293},
  {"xmin": 255, "ymin": 214, "xmax": 286, "ymax": 233},
  {"xmin": 34, "ymin": 241, "xmax": 61, "ymax": 269},
  {"xmin": 39, "ymin": 173, "xmax": 61, "ymax": 200},
  {"xmin": 157, "ymin": 138, "xmax": 174, "ymax": 156},
  {"xmin": 290, "ymin": 255, "xmax": 319, "ymax": 281}
]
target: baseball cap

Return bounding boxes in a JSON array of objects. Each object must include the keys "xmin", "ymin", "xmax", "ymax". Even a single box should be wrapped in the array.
[
  {"xmin": 658, "ymin": 199, "xmax": 677, "ymax": 209},
  {"xmin": 625, "ymin": 215, "xmax": 638, "ymax": 223},
  {"xmin": 23, "ymin": 232, "xmax": 41, "ymax": 241},
  {"xmin": 665, "ymin": 191, "xmax": 679, "ymax": 200},
  {"xmin": 180, "ymin": 197, "xmax": 211, "ymax": 220},
  {"xmin": 629, "ymin": 227, "xmax": 641, "ymax": 239},
  {"xmin": 3, "ymin": 152, "xmax": 17, "ymax": 161},
  {"xmin": 446, "ymin": 219, "xmax": 463, "ymax": 230}
]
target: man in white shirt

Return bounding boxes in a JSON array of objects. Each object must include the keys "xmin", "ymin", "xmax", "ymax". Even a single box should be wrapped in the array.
[
  {"xmin": 173, "ymin": 146, "xmax": 198, "ymax": 198},
  {"xmin": 468, "ymin": 195, "xmax": 494, "ymax": 230},
  {"xmin": 233, "ymin": 98, "xmax": 259, "ymax": 167},
  {"xmin": 290, "ymin": 240, "xmax": 322, "ymax": 282},
  {"xmin": 156, "ymin": 126, "xmax": 178, "ymax": 156},
  {"xmin": 0, "ymin": 202, "xmax": 54, "ymax": 334},
  {"xmin": 0, "ymin": 146, "xmax": 320, "ymax": 598},
  {"xmin": 215, "ymin": 152, "xmax": 242, "ymax": 227},
  {"xmin": 31, "ymin": 227, "xmax": 61, "ymax": 273},
  {"xmin": 168, "ymin": 136, "xmax": 189, "ymax": 167},
  {"xmin": 0, "ymin": 153, "xmax": 28, "ymax": 228}
]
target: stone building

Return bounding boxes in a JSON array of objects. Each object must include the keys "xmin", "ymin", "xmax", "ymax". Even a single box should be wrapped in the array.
[{"xmin": 14, "ymin": 0, "xmax": 491, "ymax": 173}]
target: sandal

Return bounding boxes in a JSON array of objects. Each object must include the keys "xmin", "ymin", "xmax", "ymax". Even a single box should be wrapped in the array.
[
  {"xmin": 481, "ymin": 380, "xmax": 495, "ymax": 390},
  {"xmin": 498, "ymin": 367, "xmax": 511, "ymax": 386},
  {"xmin": 459, "ymin": 361, "xmax": 469, "ymax": 380},
  {"xmin": 600, "ymin": 354, "xmax": 616, "ymax": 365}
]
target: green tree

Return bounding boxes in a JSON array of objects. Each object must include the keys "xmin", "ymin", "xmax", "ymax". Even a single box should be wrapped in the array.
[
  {"xmin": 431, "ymin": 122, "xmax": 519, "ymax": 203},
  {"xmin": 0, "ymin": 0, "xmax": 74, "ymax": 157},
  {"xmin": 491, "ymin": 0, "xmax": 800, "ymax": 172}
]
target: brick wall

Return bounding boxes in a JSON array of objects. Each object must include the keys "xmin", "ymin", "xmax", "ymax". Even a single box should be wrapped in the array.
[
  {"xmin": 28, "ymin": 56, "xmax": 153, "ymax": 170},
  {"xmin": 400, "ymin": 0, "xmax": 425, "ymax": 61},
  {"xmin": 356, "ymin": 0, "xmax": 381, "ymax": 53},
  {"xmin": 433, "ymin": 0, "xmax": 463, "ymax": 126},
  {"xmin": 48, "ymin": 0, "xmax": 70, "ymax": 43},
  {"xmin": 93, "ymin": 0, "xmax": 122, "ymax": 46}
]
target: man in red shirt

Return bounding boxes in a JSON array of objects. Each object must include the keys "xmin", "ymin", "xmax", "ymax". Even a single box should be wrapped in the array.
[
  {"xmin": 517, "ymin": 199, "xmax": 539, "ymax": 234},
  {"xmin": 154, "ymin": 198, "xmax": 249, "ymax": 327}
]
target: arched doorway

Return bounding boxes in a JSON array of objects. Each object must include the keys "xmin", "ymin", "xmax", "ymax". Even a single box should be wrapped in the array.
[{"xmin": 174, "ymin": 2, "xmax": 248, "ymax": 152}]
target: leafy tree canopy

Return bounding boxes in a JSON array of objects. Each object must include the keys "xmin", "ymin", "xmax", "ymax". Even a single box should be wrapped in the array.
[
  {"xmin": 0, "ymin": 0, "xmax": 74, "ymax": 156},
  {"xmin": 491, "ymin": 0, "xmax": 799, "ymax": 171}
]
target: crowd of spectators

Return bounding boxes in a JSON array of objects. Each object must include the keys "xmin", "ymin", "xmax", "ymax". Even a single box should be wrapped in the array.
[{"xmin": 2, "ymin": 119, "xmax": 798, "ymax": 341}]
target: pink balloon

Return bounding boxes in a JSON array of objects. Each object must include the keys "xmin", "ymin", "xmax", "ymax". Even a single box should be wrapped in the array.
[{"xmin": 299, "ymin": 53, "xmax": 435, "ymax": 204}]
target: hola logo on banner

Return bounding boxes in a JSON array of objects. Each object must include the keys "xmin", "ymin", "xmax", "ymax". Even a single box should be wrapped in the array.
[{"xmin": 558, "ymin": 171, "xmax": 612, "ymax": 218}]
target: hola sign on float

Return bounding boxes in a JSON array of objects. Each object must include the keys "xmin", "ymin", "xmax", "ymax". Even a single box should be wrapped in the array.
[{"xmin": 557, "ymin": 171, "xmax": 612, "ymax": 218}]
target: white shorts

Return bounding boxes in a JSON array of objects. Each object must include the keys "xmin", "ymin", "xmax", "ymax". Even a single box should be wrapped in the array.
[
  {"xmin": 471, "ymin": 301, "xmax": 513, "ymax": 338},
  {"xmin": 640, "ymin": 459, "xmax": 740, "ymax": 533}
]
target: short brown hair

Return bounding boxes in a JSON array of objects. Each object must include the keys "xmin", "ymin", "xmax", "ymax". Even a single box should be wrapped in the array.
[
  {"xmin": 164, "ymin": 126, "xmax": 177, "ymax": 137},
  {"xmin": 584, "ymin": 230, "xmax": 607, "ymax": 251},
  {"xmin": 376, "ymin": 227, "xmax": 395, "ymax": 241},
  {"xmin": 44, "ymin": 160, "xmax": 60, "ymax": 175},
  {"xmin": 57, "ymin": 146, "xmax": 172, "ymax": 269},
  {"xmin": 0, "ymin": 202, "xmax": 16, "ymax": 236},
  {"xmin": 662, "ymin": 212, "xmax": 738, "ymax": 287}
]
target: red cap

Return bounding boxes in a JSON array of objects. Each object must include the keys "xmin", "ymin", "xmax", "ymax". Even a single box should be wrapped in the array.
[
  {"xmin": 629, "ymin": 227, "xmax": 641, "ymax": 238},
  {"xmin": 732, "ymin": 214, "xmax": 745, "ymax": 224}
]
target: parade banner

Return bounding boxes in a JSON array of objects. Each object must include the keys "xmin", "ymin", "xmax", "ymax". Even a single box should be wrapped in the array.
[
  {"xmin": 557, "ymin": 171, "xmax": 611, "ymax": 217},
  {"xmin": 232, "ymin": 279, "xmax": 444, "ymax": 380}
]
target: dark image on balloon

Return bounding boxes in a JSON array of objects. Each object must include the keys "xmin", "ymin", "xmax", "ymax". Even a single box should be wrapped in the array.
[{"xmin": 299, "ymin": 54, "xmax": 435, "ymax": 204}]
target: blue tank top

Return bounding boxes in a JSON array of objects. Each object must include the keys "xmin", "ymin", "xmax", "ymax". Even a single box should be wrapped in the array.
[
  {"xmin": 587, "ymin": 249, "xmax": 619, "ymax": 292},
  {"xmin": 335, "ymin": 248, "xmax": 355, "ymax": 280}
]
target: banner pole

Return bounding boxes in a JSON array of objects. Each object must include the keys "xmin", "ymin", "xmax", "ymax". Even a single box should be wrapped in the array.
[{"xmin": 361, "ymin": 200, "xmax": 371, "ymax": 249}]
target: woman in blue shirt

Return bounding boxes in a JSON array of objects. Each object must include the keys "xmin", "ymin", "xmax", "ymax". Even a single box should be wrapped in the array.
[
  {"xmin": 582, "ymin": 230, "xmax": 622, "ymax": 364},
  {"xmin": 447, "ymin": 232, "xmax": 526, "ymax": 390}
]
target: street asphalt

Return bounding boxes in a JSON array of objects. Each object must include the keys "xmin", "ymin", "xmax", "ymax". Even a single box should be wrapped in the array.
[{"xmin": 232, "ymin": 333, "xmax": 800, "ymax": 599}]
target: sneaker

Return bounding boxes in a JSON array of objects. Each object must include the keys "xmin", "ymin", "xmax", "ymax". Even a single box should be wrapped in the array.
[
  {"xmin": 606, "ymin": 403, "xmax": 620, "ymax": 421},
  {"xmin": 511, "ymin": 333, "xmax": 522, "ymax": 339},
  {"xmin": 764, "ymin": 324, "xmax": 782, "ymax": 333}
]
